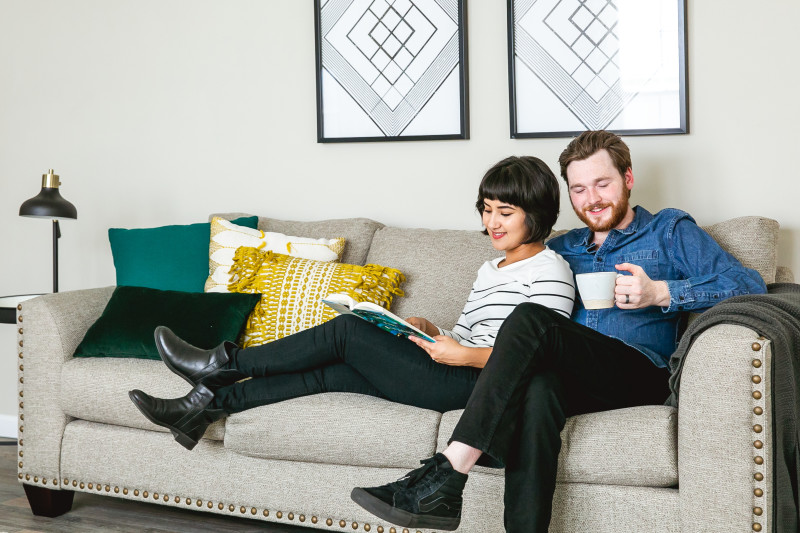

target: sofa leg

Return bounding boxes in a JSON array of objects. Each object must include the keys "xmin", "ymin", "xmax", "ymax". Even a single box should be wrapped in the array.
[{"xmin": 23, "ymin": 484, "xmax": 75, "ymax": 517}]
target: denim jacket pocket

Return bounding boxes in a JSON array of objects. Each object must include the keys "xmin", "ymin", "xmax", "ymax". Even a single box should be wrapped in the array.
[{"xmin": 614, "ymin": 249, "xmax": 661, "ymax": 279}]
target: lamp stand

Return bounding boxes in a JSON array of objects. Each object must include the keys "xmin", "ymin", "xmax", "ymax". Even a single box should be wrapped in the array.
[{"xmin": 52, "ymin": 220, "xmax": 61, "ymax": 293}]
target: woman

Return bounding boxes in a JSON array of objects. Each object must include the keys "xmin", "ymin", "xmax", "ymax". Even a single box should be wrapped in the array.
[{"xmin": 129, "ymin": 156, "xmax": 575, "ymax": 451}]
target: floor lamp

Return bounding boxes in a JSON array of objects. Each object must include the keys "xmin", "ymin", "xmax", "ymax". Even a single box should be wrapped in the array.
[{"xmin": 19, "ymin": 169, "xmax": 78, "ymax": 293}]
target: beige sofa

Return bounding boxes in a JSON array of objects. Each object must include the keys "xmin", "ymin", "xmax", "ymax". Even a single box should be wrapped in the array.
[{"xmin": 16, "ymin": 213, "xmax": 792, "ymax": 532}]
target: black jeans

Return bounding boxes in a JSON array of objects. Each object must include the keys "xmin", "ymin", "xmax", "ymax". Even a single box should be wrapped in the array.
[
  {"xmin": 212, "ymin": 314, "xmax": 481, "ymax": 414},
  {"xmin": 449, "ymin": 303, "xmax": 671, "ymax": 533}
]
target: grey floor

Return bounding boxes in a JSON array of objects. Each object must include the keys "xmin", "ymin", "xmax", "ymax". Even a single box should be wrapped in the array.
[{"xmin": 0, "ymin": 438, "xmax": 318, "ymax": 533}]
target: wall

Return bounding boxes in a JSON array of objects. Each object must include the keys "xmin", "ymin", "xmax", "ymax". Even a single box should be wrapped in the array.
[{"xmin": 1, "ymin": 0, "xmax": 798, "ymax": 433}]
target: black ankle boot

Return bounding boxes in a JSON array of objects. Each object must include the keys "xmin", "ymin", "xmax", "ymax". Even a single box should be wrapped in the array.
[
  {"xmin": 154, "ymin": 326, "xmax": 245, "ymax": 389},
  {"xmin": 128, "ymin": 383, "xmax": 226, "ymax": 451}
]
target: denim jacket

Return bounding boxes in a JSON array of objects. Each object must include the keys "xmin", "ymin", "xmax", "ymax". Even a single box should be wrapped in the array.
[{"xmin": 547, "ymin": 206, "xmax": 767, "ymax": 367}]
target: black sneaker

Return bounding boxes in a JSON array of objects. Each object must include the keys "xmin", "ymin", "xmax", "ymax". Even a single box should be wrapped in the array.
[{"xmin": 351, "ymin": 453, "xmax": 467, "ymax": 531}]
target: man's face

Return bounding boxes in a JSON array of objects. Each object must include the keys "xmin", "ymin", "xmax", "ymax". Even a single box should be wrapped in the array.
[{"xmin": 566, "ymin": 149, "xmax": 633, "ymax": 233}]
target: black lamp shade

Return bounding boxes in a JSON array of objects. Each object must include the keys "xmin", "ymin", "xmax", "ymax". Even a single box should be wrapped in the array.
[{"xmin": 19, "ymin": 188, "xmax": 78, "ymax": 220}]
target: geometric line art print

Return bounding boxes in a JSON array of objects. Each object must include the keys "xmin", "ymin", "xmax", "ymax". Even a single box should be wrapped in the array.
[
  {"xmin": 508, "ymin": 0, "xmax": 687, "ymax": 138},
  {"xmin": 316, "ymin": 0, "xmax": 469, "ymax": 142}
]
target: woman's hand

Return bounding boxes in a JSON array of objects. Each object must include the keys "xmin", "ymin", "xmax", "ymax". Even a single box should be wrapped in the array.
[
  {"xmin": 405, "ymin": 317, "xmax": 439, "ymax": 337},
  {"xmin": 408, "ymin": 335, "xmax": 491, "ymax": 368}
]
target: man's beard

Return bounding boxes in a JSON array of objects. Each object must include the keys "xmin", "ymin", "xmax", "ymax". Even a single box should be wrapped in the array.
[{"xmin": 573, "ymin": 193, "xmax": 630, "ymax": 233}]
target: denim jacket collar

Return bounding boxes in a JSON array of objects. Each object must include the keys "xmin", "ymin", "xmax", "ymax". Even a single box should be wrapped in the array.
[{"xmin": 569, "ymin": 205, "xmax": 654, "ymax": 248}]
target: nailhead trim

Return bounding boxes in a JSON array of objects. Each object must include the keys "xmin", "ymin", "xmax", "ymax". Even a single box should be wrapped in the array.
[
  {"xmin": 43, "ymin": 477, "xmax": 395, "ymax": 531},
  {"xmin": 17, "ymin": 306, "xmax": 26, "ymax": 487},
  {"xmin": 751, "ymin": 338, "xmax": 765, "ymax": 532}
]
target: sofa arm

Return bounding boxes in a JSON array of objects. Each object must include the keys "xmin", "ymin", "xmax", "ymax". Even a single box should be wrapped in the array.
[
  {"xmin": 678, "ymin": 324, "xmax": 772, "ymax": 533},
  {"xmin": 775, "ymin": 266, "xmax": 794, "ymax": 283},
  {"xmin": 18, "ymin": 287, "xmax": 114, "ymax": 488}
]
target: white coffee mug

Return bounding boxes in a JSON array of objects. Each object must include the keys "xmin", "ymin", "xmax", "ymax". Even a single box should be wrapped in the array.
[{"xmin": 575, "ymin": 272, "xmax": 620, "ymax": 309}]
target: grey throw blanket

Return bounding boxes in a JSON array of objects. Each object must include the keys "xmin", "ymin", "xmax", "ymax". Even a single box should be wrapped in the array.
[{"xmin": 665, "ymin": 282, "xmax": 800, "ymax": 533}]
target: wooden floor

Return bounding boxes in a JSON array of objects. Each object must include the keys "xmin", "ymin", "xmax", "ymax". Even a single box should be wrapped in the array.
[{"xmin": 0, "ymin": 438, "xmax": 318, "ymax": 533}]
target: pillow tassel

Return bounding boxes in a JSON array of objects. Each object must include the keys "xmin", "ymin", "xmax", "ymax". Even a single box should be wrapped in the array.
[
  {"xmin": 349, "ymin": 264, "xmax": 406, "ymax": 307},
  {"xmin": 228, "ymin": 247, "xmax": 270, "ymax": 292}
]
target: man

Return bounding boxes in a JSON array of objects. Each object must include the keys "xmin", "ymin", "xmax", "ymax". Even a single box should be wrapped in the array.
[{"xmin": 350, "ymin": 130, "xmax": 767, "ymax": 532}]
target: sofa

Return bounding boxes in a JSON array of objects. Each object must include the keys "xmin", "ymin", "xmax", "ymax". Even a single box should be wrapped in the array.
[{"xmin": 15, "ymin": 213, "xmax": 793, "ymax": 533}]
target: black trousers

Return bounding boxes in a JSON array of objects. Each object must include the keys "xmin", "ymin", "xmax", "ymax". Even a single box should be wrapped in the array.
[
  {"xmin": 449, "ymin": 303, "xmax": 671, "ymax": 533},
  {"xmin": 212, "ymin": 314, "xmax": 481, "ymax": 414}
]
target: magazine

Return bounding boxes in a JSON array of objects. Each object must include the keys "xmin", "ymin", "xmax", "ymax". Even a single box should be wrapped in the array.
[{"xmin": 321, "ymin": 293, "xmax": 437, "ymax": 343}]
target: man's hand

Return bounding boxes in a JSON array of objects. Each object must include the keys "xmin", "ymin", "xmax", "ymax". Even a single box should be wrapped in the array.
[
  {"xmin": 405, "ymin": 317, "xmax": 438, "ymax": 337},
  {"xmin": 614, "ymin": 263, "xmax": 670, "ymax": 309},
  {"xmin": 408, "ymin": 335, "xmax": 490, "ymax": 368}
]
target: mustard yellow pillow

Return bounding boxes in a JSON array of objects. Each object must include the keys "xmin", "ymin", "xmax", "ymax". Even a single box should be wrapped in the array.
[
  {"xmin": 229, "ymin": 247, "xmax": 406, "ymax": 348},
  {"xmin": 205, "ymin": 217, "xmax": 346, "ymax": 293}
]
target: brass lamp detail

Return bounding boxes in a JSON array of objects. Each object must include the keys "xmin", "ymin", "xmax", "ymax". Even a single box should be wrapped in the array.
[{"xmin": 19, "ymin": 169, "xmax": 78, "ymax": 293}]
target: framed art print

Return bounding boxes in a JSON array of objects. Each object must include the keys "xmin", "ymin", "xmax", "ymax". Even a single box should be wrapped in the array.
[
  {"xmin": 315, "ymin": 0, "xmax": 469, "ymax": 142},
  {"xmin": 508, "ymin": 0, "xmax": 687, "ymax": 138}
]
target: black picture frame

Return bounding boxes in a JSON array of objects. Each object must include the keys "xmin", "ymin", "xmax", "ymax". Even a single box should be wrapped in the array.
[
  {"xmin": 508, "ymin": 0, "xmax": 688, "ymax": 138},
  {"xmin": 315, "ymin": 0, "xmax": 469, "ymax": 143}
]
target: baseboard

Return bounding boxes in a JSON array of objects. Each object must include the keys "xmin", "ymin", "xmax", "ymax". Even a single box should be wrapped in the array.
[{"xmin": 0, "ymin": 414, "xmax": 19, "ymax": 439}]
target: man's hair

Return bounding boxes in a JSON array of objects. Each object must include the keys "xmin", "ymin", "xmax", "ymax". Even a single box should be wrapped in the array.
[
  {"xmin": 476, "ymin": 156, "xmax": 560, "ymax": 243},
  {"xmin": 557, "ymin": 130, "xmax": 632, "ymax": 183}
]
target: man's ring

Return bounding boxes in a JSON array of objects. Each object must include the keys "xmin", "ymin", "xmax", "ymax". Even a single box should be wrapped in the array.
[{"xmin": 625, "ymin": 294, "xmax": 630, "ymax": 304}]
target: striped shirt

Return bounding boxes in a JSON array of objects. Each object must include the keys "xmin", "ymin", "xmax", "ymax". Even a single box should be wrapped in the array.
[{"xmin": 438, "ymin": 248, "xmax": 575, "ymax": 348}]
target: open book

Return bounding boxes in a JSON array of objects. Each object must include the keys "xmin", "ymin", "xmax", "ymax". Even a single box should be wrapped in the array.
[{"xmin": 321, "ymin": 293, "xmax": 436, "ymax": 343}]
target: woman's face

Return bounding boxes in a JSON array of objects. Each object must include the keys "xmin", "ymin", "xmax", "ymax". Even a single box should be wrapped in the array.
[{"xmin": 481, "ymin": 199, "xmax": 530, "ymax": 253}]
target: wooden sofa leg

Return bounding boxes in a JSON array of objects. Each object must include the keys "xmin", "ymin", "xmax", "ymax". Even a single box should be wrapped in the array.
[{"xmin": 23, "ymin": 484, "xmax": 75, "ymax": 517}]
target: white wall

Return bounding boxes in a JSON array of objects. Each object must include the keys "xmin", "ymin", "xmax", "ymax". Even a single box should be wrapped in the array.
[{"xmin": 1, "ymin": 0, "xmax": 798, "ymax": 431}]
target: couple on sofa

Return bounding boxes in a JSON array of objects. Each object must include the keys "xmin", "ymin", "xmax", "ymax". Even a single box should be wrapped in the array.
[{"xmin": 129, "ymin": 130, "xmax": 766, "ymax": 532}]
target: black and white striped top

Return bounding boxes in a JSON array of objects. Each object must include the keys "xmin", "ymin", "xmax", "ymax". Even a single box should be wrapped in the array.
[{"xmin": 438, "ymin": 248, "xmax": 575, "ymax": 348}]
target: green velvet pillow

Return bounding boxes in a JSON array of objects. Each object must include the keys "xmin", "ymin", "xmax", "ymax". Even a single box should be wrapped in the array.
[
  {"xmin": 73, "ymin": 286, "xmax": 261, "ymax": 359},
  {"xmin": 108, "ymin": 216, "xmax": 259, "ymax": 293}
]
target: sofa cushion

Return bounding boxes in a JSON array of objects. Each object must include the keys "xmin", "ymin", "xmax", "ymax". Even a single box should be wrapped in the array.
[
  {"xmin": 224, "ymin": 393, "xmax": 441, "ymax": 469},
  {"xmin": 438, "ymin": 405, "xmax": 678, "ymax": 487},
  {"xmin": 229, "ymin": 247, "xmax": 405, "ymax": 348},
  {"xmin": 109, "ymin": 216, "xmax": 259, "ymax": 292},
  {"xmin": 72, "ymin": 286, "xmax": 260, "ymax": 359},
  {"xmin": 701, "ymin": 216, "xmax": 779, "ymax": 284},
  {"xmin": 60, "ymin": 358, "xmax": 226, "ymax": 441},
  {"xmin": 212, "ymin": 213, "xmax": 384, "ymax": 266},
  {"xmin": 366, "ymin": 226, "xmax": 501, "ymax": 330}
]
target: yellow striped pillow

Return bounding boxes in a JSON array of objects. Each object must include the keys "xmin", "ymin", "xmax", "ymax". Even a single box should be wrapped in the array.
[{"xmin": 229, "ymin": 247, "xmax": 405, "ymax": 348}]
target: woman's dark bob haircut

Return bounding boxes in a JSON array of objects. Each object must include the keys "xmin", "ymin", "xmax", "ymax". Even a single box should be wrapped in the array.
[{"xmin": 475, "ymin": 156, "xmax": 560, "ymax": 244}]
